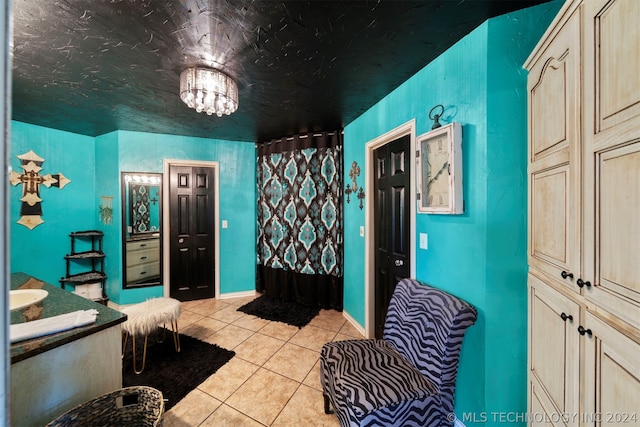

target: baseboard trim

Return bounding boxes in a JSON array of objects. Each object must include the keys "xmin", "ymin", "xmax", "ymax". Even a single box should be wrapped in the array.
[
  {"xmin": 218, "ymin": 290, "xmax": 256, "ymax": 300},
  {"xmin": 454, "ymin": 415, "xmax": 467, "ymax": 427},
  {"xmin": 342, "ymin": 309, "xmax": 366, "ymax": 337}
]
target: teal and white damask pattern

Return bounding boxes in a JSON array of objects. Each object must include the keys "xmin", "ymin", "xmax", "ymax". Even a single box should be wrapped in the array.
[{"xmin": 257, "ymin": 143, "xmax": 342, "ymax": 277}]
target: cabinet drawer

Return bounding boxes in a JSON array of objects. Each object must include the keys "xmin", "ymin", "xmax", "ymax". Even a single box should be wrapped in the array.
[
  {"xmin": 126, "ymin": 239, "xmax": 159, "ymax": 252},
  {"xmin": 126, "ymin": 261, "xmax": 160, "ymax": 284},
  {"xmin": 126, "ymin": 246, "xmax": 159, "ymax": 267}
]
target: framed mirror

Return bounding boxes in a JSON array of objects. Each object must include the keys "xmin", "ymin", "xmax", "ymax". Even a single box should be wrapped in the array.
[{"xmin": 121, "ymin": 172, "xmax": 162, "ymax": 288}]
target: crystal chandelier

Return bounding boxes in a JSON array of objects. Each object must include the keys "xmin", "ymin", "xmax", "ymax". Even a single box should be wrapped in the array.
[{"xmin": 179, "ymin": 67, "xmax": 238, "ymax": 117}]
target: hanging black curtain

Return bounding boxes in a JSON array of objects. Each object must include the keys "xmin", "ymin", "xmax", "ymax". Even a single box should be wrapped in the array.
[{"xmin": 256, "ymin": 131, "xmax": 343, "ymax": 310}]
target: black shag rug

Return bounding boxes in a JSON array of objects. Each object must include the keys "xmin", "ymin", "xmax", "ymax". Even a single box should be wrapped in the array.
[
  {"xmin": 237, "ymin": 294, "xmax": 320, "ymax": 328},
  {"xmin": 122, "ymin": 329, "xmax": 235, "ymax": 410}
]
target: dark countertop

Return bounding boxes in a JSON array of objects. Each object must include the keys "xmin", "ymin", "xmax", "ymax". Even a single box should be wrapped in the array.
[{"xmin": 10, "ymin": 272, "xmax": 127, "ymax": 364}]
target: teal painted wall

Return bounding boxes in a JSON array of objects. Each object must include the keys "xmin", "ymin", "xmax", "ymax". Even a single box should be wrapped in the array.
[
  {"xmin": 12, "ymin": 124, "xmax": 257, "ymax": 306},
  {"xmin": 112, "ymin": 130, "xmax": 257, "ymax": 304},
  {"xmin": 10, "ymin": 122, "xmax": 97, "ymax": 286},
  {"xmin": 342, "ymin": 2, "xmax": 561, "ymax": 425},
  {"xmin": 95, "ymin": 131, "xmax": 125, "ymax": 303}
]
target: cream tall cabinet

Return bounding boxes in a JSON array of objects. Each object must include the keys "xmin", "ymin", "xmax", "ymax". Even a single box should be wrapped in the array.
[{"xmin": 525, "ymin": 1, "xmax": 640, "ymax": 426}]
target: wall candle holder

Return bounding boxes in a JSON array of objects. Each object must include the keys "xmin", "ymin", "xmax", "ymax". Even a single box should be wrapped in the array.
[{"xmin": 99, "ymin": 195, "xmax": 113, "ymax": 225}]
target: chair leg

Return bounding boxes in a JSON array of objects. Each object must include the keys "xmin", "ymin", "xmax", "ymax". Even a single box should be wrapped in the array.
[{"xmin": 323, "ymin": 394, "xmax": 334, "ymax": 414}]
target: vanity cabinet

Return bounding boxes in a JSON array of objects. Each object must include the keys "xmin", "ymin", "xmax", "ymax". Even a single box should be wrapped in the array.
[
  {"xmin": 125, "ymin": 237, "xmax": 160, "ymax": 286},
  {"xmin": 59, "ymin": 230, "xmax": 107, "ymax": 304},
  {"xmin": 525, "ymin": 0, "xmax": 640, "ymax": 424}
]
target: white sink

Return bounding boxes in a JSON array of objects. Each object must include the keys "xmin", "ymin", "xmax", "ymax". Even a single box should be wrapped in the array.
[{"xmin": 10, "ymin": 289, "xmax": 48, "ymax": 311}]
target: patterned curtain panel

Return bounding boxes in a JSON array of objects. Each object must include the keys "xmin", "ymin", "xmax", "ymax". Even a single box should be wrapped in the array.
[
  {"xmin": 257, "ymin": 131, "xmax": 343, "ymax": 310},
  {"xmin": 130, "ymin": 183, "xmax": 151, "ymax": 233}
]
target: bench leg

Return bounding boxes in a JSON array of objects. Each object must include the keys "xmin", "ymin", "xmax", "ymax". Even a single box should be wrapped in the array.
[
  {"xmin": 170, "ymin": 319, "xmax": 181, "ymax": 352},
  {"xmin": 131, "ymin": 334, "xmax": 149, "ymax": 374},
  {"xmin": 156, "ymin": 321, "xmax": 181, "ymax": 353},
  {"xmin": 121, "ymin": 331, "xmax": 129, "ymax": 358}
]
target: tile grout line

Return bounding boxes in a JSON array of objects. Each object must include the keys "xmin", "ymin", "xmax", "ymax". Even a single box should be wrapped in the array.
[{"xmin": 171, "ymin": 301, "xmax": 350, "ymax": 426}]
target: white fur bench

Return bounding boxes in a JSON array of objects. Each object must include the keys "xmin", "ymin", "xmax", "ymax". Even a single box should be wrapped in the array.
[{"xmin": 121, "ymin": 297, "xmax": 181, "ymax": 374}]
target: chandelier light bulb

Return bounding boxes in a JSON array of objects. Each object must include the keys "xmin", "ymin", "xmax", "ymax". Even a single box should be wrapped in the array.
[{"xmin": 179, "ymin": 67, "xmax": 238, "ymax": 117}]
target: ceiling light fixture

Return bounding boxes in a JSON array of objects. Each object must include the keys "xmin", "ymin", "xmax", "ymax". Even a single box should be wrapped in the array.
[{"xmin": 179, "ymin": 67, "xmax": 238, "ymax": 117}]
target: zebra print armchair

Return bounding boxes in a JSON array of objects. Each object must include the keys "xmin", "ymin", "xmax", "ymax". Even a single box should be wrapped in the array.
[{"xmin": 320, "ymin": 278, "xmax": 477, "ymax": 427}]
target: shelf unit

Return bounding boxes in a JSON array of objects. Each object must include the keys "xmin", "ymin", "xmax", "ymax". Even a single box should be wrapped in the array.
[{"xmin": 60, "ymin": 230, "xmax": 108, "ymax": 304}]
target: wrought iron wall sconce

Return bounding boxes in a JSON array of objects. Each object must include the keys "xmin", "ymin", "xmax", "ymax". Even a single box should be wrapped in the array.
[
  {"xmin": 345, "ymin": 161, "xmax": 365, "ymax": 209},
  {"xmin": 429, "ymin": 104, "xmax": 444, "ymax": 129}
]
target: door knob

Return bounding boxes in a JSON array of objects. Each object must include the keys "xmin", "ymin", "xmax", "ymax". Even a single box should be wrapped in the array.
[
  {"xmin": 394, "ymin": 259, "xmax": 404, "ymax": 266},
  {"xmin": 561, "ymin": 270, "xmax": 573, "ymax": 280}
]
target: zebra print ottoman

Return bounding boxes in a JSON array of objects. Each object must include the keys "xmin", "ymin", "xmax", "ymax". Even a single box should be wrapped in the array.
[{"xmin": 320, "ymin": 278, "xmax": 477, "ymax": 427}]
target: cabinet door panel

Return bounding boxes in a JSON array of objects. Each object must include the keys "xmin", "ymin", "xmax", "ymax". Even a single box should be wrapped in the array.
[
  {"xmin": 583, "ymin": 313, "xmax": 640, "ymax": 426},
  {"xmin": 583, "ymin": 0, "xmax": 640, "ymax": 330},
  {"xmin": 530, "ymin": 167, "xmax": 570, "ymax": 272},
  {"xmin": 530, "ymin": 383, "xmax": 559, "ymax": 427},
  {"xmin": 529, "ymin": 274, "xmax": 580, "ymax": 424},
  {"xmin": 587, "ymin": 142, "xmax": 640, "ymax": 329},
  {"xmin": 592, "ymin": 0, "xmax": 640, "ymax": 133},
  {"xmin": 530, "ymin": 57, "xmax": 569, "ymax": 158},
  {"xmin": 527, "ymin": 11, "xmax": 581, "ymax": 291}
]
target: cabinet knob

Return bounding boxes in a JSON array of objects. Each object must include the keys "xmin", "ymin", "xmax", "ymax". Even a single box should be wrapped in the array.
[
  {"xmin": 561, "ymin": 270, "xmax": 574, "ymax": 280},
  {"xmin": 576, "ymin": 278, "xmax": 591, "ymax": 288},
  {"xmin": 560, "ymin": 312, "xmax": 573, "ymax": 322},
  {"xmin": 577, "ymin": 325, "xmax": 592, "ymax": 337}
]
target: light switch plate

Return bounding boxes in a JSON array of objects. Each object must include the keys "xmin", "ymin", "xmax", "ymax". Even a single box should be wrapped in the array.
[
  {"xmin": 359, "ymin": 226, "xmax": 365, "ymax": 237},
  {"xmin": 222, "ymin": 220, "xmax": 228, "ymax": 229},
  {"xmin": 419, "ymin": 233, "xmax": 428, "ymax": 249}
]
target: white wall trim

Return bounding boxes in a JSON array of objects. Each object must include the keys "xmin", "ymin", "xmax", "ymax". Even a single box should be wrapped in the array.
[
  {"xmin": 363, "ymin": 119, "xmax": 416, "ymax": 338},
  {"xmin": 218, "ymin": 290, "xmax": 256, "ymax": 300},
  {"xmin": 342, "ymin": 309, "xmax": 366, "ymax": 337},
  {"xmin": 163, "ymin": 159, "xmax": 221, "ymax": 300},
  {"xmin": 454, "ymin": 415, "xmax": 467, "ymax": 427}
]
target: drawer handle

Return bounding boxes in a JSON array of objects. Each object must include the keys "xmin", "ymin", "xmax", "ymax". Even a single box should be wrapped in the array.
[
  {"xmin": 140, "ymin": 256, "xmax": 147, "ymax": 260},
  {"xmin": 560, "ymin": 312, "xmax": 573, "ymax": 322},
  {"xmin": 576, "ymin": 278, "xmax": 591, "ymax": 288},
  {"xmin": 577, "ymin": 325, "xmax": 592, "ymax": 337},
  {"xmin": 561, "ymin": 270, "xmax": 573, "ymax": 280}
]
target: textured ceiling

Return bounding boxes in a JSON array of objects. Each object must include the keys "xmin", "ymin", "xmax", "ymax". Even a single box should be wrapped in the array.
[{"xmin": 11, "ymin": 0, "xmax": 549, "ymax": 142}]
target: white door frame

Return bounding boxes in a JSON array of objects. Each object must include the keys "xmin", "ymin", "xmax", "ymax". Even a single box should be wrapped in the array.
[
  {"xmin": 363, "ymin": 119, "xmax": 416, "ymax": 338},
  {"xmin": 163, "ymin": 159, "xmax": 221, "ymax": 299}
]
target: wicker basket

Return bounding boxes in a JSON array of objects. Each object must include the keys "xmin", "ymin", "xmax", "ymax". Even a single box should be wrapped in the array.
[{"xmin": 46, "ymin": 386, "xmax": 164, "ymax": 427}]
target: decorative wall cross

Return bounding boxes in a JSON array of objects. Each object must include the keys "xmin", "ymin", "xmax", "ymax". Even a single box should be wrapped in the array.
[
  {"xmin": 345, "ymin": 161, "xmax": 361, "ymax": 204},
  {"xmin": 10, "ymin": 150, "xmax": 71, "ymax": 229}
]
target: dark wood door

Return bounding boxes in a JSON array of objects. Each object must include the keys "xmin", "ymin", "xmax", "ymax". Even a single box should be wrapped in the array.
[
  {"xmin": 169, "ymin": 164, "xmax": 215, "ymax": 301},
  {"xmin": 373, "ymin": 135, "xmax": 411, "ymax": 338}
]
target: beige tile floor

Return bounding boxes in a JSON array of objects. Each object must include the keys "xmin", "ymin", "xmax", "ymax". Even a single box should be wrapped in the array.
[{"xmin": 162, "ymin": 295, "xmax": 363, "ymax": 427}]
